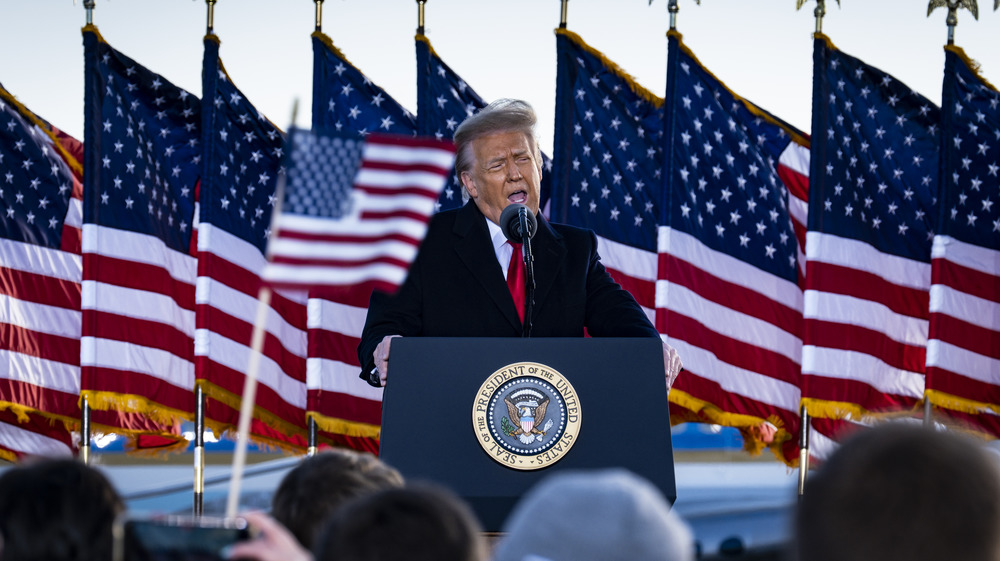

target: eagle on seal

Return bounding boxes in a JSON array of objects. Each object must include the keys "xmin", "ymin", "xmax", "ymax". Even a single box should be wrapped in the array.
[{"xmin": 504, "ymin": 395, "xmax": 550, "ymax": 436}]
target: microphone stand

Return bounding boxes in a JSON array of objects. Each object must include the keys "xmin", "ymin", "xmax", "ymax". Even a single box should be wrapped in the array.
[{"xmin": 519, "ymin": 208, "xmax": 535, "ymax": 338}]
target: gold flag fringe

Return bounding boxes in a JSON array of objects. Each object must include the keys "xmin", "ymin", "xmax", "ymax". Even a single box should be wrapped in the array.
[
  {"xmin": 205, "ymin": 33, "xmax": 286, "ymax": 135},
  {"xmin": 308, "ymin": 411, "xmax": 381, "ymax": 440},
  {"xmin": 555, "ymin": 28, "xmax": 664, "ymax": 108},
  {"xmin": 800, "ymin": 397, "xmax": 923, "ymax": 424},
  {"xmin": 415, "ymin": 33, "xmax": 439, "ymax": 58},
  {"xmin": 197, "ymin": 381, "xmax": 308, "ymax": 448},
  {"xmin": 945, "ymin": 44, "xmax": 999, "ymax": 92},
  {"xmin": 80, "ymin": 390, "xmax": 192, "ymax": 427},
  {"xmin": 0, "ymin": 85, "xmax": 83, "ymax": 178},
  {"xmin": 311, "ymin": 30, "xmax": 381, "ymax": 94},
  {"xmin": 671, "ymin": 30, "xmax": 810, "ymax": 148},
  {"xmin": 670, "ymin": 389, "xmax": 796, "ymax": 466},
  {"xmin": 926, "ymin": 388, "xmax": 1000, "ymax": 418},
  {"xmin": 1, "ymin": 401, "xmax": 79, "ymax": 431}
]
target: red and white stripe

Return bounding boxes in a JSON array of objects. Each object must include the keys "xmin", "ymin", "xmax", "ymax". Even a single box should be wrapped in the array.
[
  {"xmin": 594, "ymin": 235, "xmax": 657, "ymax": 325},
  {"xmin": 925, "ymin": 236, "xmax": 1000, "ymax": 436},
  {"xmin": 306, "ymin": 294, "xmax": 381, "ymax": 452},
  {"xmin": 81, "ymin": 225, "xmax": 197, "ymax": 416},
  {"xmin": 0, "ymin": 410, "xmax": 75, "ymax": 461},
  {"xmin": 778, "ymin": 140, "xmax": 811, "ymax": 283},
  {"xmin": 196, "ymin": 223, "xmax": 308, "ymax": 441},
  {"xmin": 263, "ymin": 134, "xmax": 454, "ymax": 298},
  {"xmin": 1, "ymin": 236, "xmax": 83, "ymax": 422},
  {"xmin": 801, "ymin": 231, "xmax": 929, "ymax": 415},
  {"xmin": 655, "ymin": 140, "xmax": 809, "ymax": 464}
]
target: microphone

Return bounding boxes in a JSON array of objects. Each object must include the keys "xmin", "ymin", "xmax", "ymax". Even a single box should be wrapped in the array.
[{"xmin": 499, "ymin": 204, "xmax": 537, "ymax": 244}]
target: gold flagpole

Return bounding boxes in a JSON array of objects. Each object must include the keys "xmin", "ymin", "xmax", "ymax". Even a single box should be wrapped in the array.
[
  {"xmin": 417, "ymin": 0, "xmax": 427, "ymax": 35},
  {"xmin": 80, "ymin": 0, "xmax": 95, "ymax": 467},
  {"xmin": 84, "ymin": 0, "xmax": 95, "ymax": 25},
  {"xmin": 193, "ymin": 386, "xmax": 205, "ymax": 516},
  {"xmin": 795, "ymin": 0, "xmax": 840, "ymax": 35},
  {"xmin": 206, "ymin": 0, "xmax": 217, "ymax": 34},
  {"xmin": 927, "ymin": 0, "xmax": 980, "ymax": 46},
  {"xmin": 315, "ymin": 0, "xmax": 324, "ymax": 32},
  {"xmin": 559, "ymin": 0, "xmax": 568, "ymax": 29},
  {"xmin": 194, "ymin": 0, "xmax": 218, "ymax": 516},
  {"xmin": 81, "ymin": 396, "xmax": 91, "ymax": 465}
]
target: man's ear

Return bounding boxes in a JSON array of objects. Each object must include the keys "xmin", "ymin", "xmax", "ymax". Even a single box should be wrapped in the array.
[{"xmin": 459, "ymin": 171, "xmax": 478, "ymax": 199}]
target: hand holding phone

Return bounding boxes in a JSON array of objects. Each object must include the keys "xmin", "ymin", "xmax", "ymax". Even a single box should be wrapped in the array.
[{"xmin": 223, "ymin": 511, "xmax": 312, "ymax": 561}]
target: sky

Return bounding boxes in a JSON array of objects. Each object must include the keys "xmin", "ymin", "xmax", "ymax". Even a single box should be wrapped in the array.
[{"xmin": 1, "ymin": 0, "xmax": 998, "ymax": 156}]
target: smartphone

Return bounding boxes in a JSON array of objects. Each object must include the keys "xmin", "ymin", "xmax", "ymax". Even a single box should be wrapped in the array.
[{"xmin": 112, "ymin": 514, "xmax": 252, "ymax": 561}]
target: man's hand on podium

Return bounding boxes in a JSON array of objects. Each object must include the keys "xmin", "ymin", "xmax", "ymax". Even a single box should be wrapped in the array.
[
  {"xmin": 663, "ymin": 340, "xmax": 683, "ymax": 391},
  {"xmin": 373, "ymin": 334, "xmax": 401, "ymax": 386}
]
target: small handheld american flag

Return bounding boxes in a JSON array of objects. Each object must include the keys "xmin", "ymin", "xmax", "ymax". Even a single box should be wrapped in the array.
[{"xmin": 261, "ymin": 129, "xmax": 455, "ymax": 298}]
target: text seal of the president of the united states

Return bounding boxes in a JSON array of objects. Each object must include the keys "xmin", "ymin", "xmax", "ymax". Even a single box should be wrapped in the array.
[{"xmin": 472, "ymin": 361, "xmax": 582, "ymax": 470}]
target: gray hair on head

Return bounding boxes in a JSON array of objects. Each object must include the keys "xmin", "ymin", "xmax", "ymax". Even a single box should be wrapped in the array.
[{"xmin": 453, "ymin": 98, "xmax": 541, "ymax": 179}]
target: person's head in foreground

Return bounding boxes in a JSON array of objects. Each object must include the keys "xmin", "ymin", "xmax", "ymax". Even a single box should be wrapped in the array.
[
  {"xmin": 795, "ymin": 422, "xmax": 1000, "ymax": 561},
  {"xmin": 0, "ymin": 458, "xmax": 125, "ymax": 561},
  {"xmin": 313, "ymin": 483, "xmax": 488, "ymax": 561},
  {"xmin": 493, "ymin": 468, "xmax": 694, "ymax": 561},
  {"xmin": 455, "ymin": 98, "xmax": 543, "ymax": 225},
  {"xmin": 270, "ymin": 448, "xmax": 403, "ymax": 548}
]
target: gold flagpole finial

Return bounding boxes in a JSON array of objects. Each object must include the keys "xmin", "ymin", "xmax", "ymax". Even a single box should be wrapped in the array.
[
  {"xmin": 559, "ymin": 0, "xmax": 569, "ymax": 29},
  {"xmin": 928, "ymin": 0, "xmax": 979, "ymax": 45},
  {"xmin": 416, "ymin": 0, "xmax": 427, "ymax": 35},
  {"xmin": 796, "ymin": 0, "xmax": 840, "ymax": 34},
  {"xmin": 84, "ymin": 0, "xmax": 95, "ymax": 25},
  {"xmin": 205, "ymin": 0, "xmax": 217, "ymax": 34},
  {"xmin": 315, "ymin": 0, "xmax": 324, "ymax": 32}
]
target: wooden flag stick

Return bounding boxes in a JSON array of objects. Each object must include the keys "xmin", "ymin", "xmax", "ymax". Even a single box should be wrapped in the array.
[{"xmin": 225, "ymin": 286, "xmax": 273, "ymax": 518}]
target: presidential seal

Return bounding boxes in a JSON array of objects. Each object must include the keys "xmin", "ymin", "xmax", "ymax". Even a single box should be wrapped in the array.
[{"xmin": 472, "ymin": 361, "xmax": 581, "ymax": 470}]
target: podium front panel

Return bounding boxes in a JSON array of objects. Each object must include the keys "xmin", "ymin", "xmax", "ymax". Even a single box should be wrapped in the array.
[{"xmin": 379, "ymin": 337, "xmax": 675, "ymax": 531}]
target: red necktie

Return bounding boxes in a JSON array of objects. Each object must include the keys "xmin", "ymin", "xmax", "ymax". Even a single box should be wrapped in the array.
[{"xmin": 507, "ymin": 242, "xmax": 525, "ymax": 323}]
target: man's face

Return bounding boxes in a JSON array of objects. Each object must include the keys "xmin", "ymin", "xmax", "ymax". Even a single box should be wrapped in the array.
[{"xmin": 460, "ymin": 130, "xmax": 542, "ymax": 225}]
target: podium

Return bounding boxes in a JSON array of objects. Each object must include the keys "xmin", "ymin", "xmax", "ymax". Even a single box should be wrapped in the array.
[{"xmin": 379, "ymin": 337, "xmax": 675, "ymax": 531}]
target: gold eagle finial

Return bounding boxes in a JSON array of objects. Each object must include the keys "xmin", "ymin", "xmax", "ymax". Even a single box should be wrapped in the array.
[
  {"xmin": 795, "ymin": 0, "xmax": 840, "ymax": 11},
  {"xmin": 927, "ymin": 0, "xmax": 979, "ymax": 20}
]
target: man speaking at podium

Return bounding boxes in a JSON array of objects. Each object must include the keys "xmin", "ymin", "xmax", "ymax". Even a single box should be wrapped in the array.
[{"xmin": 358, "ymin": 99, "xmax": 682, "ymax": 388}]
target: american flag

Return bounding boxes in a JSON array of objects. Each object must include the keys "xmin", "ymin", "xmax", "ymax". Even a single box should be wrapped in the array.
[
  {"xmin": 416, "ymin": 34, "xmax": 483, "ymax": 212},
  {"xmin": 415, "ymin": 34, "xmax": 553, "ymax": 214},
  {"xmin": 196, "ymin": 36, "xmax": 308, "ymax": 449},
  {"xmin": 81, "ymin": 26, "xmax": 200, "ymax": 425},
  {"xmin": 303, "ymin": 33, "xmax": 416, "ymax": 452},
  {"xmin": 552, "ymin": 30, "xmax": 805, "ymax": 459},
  {"xmin": 658, "ymin": 32, "xmax": 806, "ymax": 463},
  {"xmin": 0, "ymin": 84, "xmax": 81, "ymax": 456},
  {"xmin": 263, "ymin": 130, "xmax": 454, "ymax": 293},
  {"xmin": 2, "ymin": 81, "xmax": 183, "ymax": 459},
  {"xmin": 0, "ymin": 409, "xmax": 75, "ymax": 460},
  {"xmin": 264, "ymin": 129, "xmax": 453, "ymax": 451},
  {"xmin": 551, "ymin": 29, "xmax": 664, "ymax": 327},
  {"xmin": 925, "ymin": 46, "xmax": 1000, "ymax": 438},
  {"xmin": 801, "ymin": 34, "xmax": 939, "ymax": 424}
]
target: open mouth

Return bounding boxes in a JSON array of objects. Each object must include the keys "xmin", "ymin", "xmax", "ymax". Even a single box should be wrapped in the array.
[{"xmin": 507, "ymin": 190, "xmax": 528, "ymax": 204}]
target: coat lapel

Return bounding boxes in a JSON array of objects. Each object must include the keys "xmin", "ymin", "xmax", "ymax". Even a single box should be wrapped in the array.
[{"xmin": 453, "ymin": 203, "xmax": 524, "ymax": 331}]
